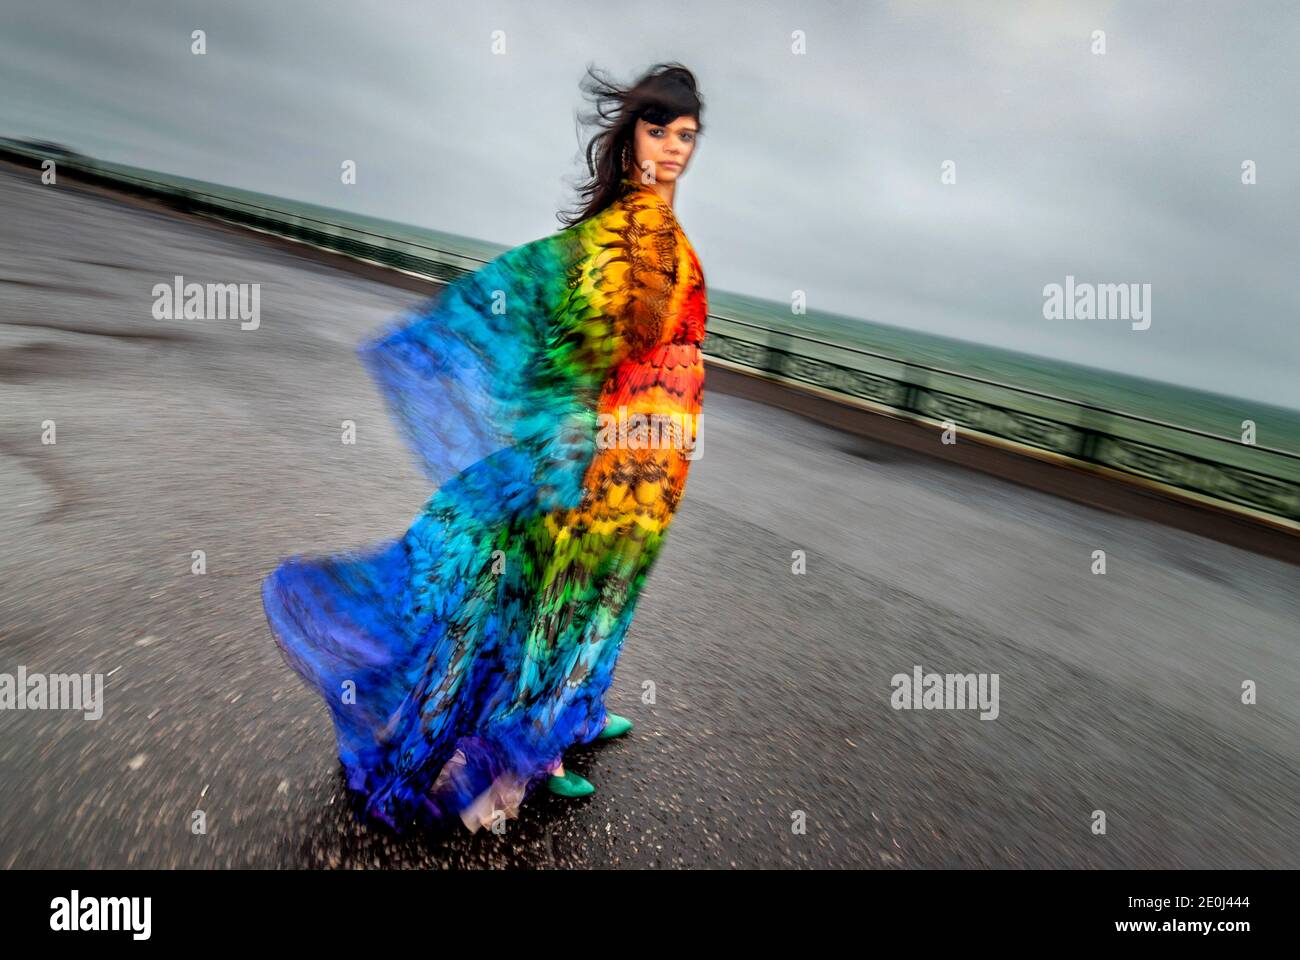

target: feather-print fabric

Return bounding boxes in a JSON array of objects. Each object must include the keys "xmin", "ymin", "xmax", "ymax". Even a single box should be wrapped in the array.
[{"xmin": 262, "ymin": 178, "xmax": 706, "ymax": 832}]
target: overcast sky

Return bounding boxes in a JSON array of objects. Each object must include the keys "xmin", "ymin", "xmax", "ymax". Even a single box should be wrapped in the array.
[{"xmin": 2, "ymin": 0, "xmax": 1296, "ymax": 408}]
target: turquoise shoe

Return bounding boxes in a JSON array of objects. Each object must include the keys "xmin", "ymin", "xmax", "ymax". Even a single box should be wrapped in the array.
[
  {"xmin": 546, "ymin": 769, "xmax": 595, "ymax": 797},
  {"xmin": 596, "ymin": 713, "xmax": 633, "ymax": 740}
]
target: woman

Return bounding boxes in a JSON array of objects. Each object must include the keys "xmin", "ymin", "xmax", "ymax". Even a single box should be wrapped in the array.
[{"xmin": 261, "ymin": 63, "xmax": 707, "ymax": 834}]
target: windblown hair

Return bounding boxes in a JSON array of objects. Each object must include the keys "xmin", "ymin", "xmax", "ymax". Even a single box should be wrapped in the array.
[{"xmin": 559, "ymin": 62, "xmax": 704, "ymax": 227}]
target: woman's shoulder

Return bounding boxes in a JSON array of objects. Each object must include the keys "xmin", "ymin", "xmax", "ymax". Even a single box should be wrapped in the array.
[
  {"xmin": 513, "ymin": 184, "xmax": 693, "ymax": 281},
  {"xmin": 615, "ymin": 181, "xmax": 681, "ymax": 224}
]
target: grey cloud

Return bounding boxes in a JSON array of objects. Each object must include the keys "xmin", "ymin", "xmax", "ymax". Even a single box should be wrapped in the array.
[{"xmin": 1, "ymin": 0, "xmax": 1296, "ymax": 406}]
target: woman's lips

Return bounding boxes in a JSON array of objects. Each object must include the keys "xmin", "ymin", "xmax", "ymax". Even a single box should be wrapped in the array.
[{"xmin": 660, "ymin": 161, "xmax": 681, "ymax": 169}]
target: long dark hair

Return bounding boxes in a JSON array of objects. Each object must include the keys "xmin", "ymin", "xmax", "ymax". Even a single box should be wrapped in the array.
[{"xmin": 558, "ymin": 62, "xmax": 705, "ymax": 227}]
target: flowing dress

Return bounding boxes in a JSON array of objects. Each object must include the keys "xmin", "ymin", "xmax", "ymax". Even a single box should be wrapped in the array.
[{"xmin": 261, "ymin": 177, "xmax": 707, "ymax": 833}]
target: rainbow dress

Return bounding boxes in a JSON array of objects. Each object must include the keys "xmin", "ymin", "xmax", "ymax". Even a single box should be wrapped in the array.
[{"xmin": 261, "ymin": 178, "xmax": 706, "ymax": 833}]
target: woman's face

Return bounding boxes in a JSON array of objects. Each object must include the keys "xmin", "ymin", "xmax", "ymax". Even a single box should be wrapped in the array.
[{"xmin": 629, "ymin": 115, "xmax": 698, "ymax": 184}]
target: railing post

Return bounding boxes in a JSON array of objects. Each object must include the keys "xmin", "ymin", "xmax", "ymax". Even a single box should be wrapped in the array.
[{"xmin": 900, "ymin": 363, "xmax": 927, "ymax": 415}]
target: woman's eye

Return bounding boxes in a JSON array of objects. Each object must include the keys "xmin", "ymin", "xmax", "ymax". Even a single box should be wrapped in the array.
[
  {"xmin": 681, "ymin": 133, "xmax": 695, "ymax": 143},
  {"xmin": 649, "ymin": 128, "xmax": 664, "ymax": 137}
]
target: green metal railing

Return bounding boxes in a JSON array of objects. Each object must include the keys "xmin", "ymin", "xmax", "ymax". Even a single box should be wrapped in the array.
[
  {"xmin": 3, "ymin": 140, "xmax": 1297, "ymax": 523},
  {"xmin": 703, "ymin": 318, "xmax": 1300, "ymax": 520}
]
